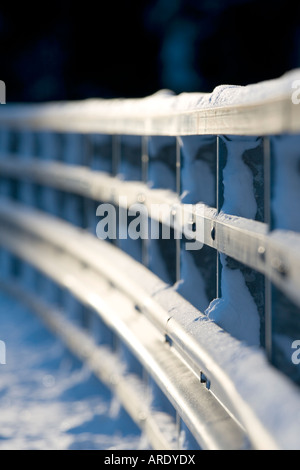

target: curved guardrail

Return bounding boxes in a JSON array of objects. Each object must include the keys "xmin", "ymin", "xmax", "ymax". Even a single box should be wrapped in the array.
[{"xmin": 1, "ymin": 69, "xmax": 300, "ymax": 450}]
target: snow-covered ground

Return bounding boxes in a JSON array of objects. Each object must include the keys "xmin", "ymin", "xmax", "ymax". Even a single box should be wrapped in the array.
[{"xmin": 0, "ymin": 291, "xmax": 147, "ymax": 450}]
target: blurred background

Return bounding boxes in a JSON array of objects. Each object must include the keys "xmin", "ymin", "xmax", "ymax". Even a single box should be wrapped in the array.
[{"xmin": 0, "ymin": 0, "xmax": 300, "ymax": 102}]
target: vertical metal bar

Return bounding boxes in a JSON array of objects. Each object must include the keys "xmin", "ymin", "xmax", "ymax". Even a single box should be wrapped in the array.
[
  {"xmin": 263, "ymin": 136, "xmax": 272, "ymax": 361},
  {"xmin": 90, "ymin": 133, "xmax": 114, "ymax": 240},
  {"xmin": 176, "ymin": 137, "xmax": 181, "ymax": 283},
  {"xmin": 176, "ymin": 137, "xmax": 181, "ymax": 196},
  {"xmin": 63, "ymin": 132, "xmax": 85, "ymax": 227},
  {"xmin": 216, "ymin": 135, "xmax": 220, "ymax": 214},
  {"xmin": 17, "ymin": 130, "xmax": 38, "ymax": 292},
  {"xmin": 216, "ymin": 135, "xmax": 222, "ymax": 299},
  {"xmin": 82, "ymin": 133, "xmax": 95, "ymax": 232},
  {"xmin": 112, "ymin": 134, "xmax": 121, "ymax": 249},
  {"xmin": 78, "ymin": 135, "xmax": 95, "ymax": 328},
  {"xmin": 142, "ymin": 136, "xmax": 149, "ymax": 184},
  {"xmin": 18, "ymin": 130, "xmax": 36, "ymax": 206},
  {"xmin": 0, "ymin": 128, "xmax": 13, "ymax": 279},
  {"xmin": 263, "ymin": 137, "xmax": 272, "ymax": 227},
  {"xmin": 142, "ymin": 136, "xmax": 149, "ymax": 267},
  {"xmin": 112, "ymin": 134, "xmax": 120, "ymax": 178},
  {"xmin": 0, "ymin": 129, "xmax": 14, "ymax": 198}
]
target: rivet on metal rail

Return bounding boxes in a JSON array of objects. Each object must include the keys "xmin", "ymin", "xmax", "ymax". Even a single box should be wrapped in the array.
[
  {"xmin": 137, "ymin": 193, "xmax": 146, "ymax": 204},
  {"xmin": 211, "ymin": 226, "xmax": 216, "ymax": 241},
  {"xmin": 189, "ymin": 213, "xmax": 196, "ymax": 233},
  {"xmin": 138, "ymin": 411, "xmax": 147, "ymax": 423},
  {"xmin": 200, "ymin": 372, "xmax": 211, "ymax": 390},
  {"xmin": 258, "ymin": 246, "xmax": 266, "ymax": 261},
  {"xmin": 134, "ymin": 304, "xmax": 142, "ymax": 314},
  {"xmin": 165, "ymin": 334, "xmax": 173, "ymax": 347},
  {"xmin": 272, "ymin": 257, "xmax": 288, "ymax": 277}
]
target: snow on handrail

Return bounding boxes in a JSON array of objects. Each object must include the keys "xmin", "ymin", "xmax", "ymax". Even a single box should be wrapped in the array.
[
  {"xmin": 1, "ymin": 71, "xmax": 300, "ymax": 449},
  {"xmin": 0, "ymin": 70, "xmax": 299, "ymax": 135},
  {"xmin": 0, "ymin": 158, "xmax": 299, "ymax": 309},
  {"xmin": 1, "ymin": 199, "xmax": 300, "ymax": 449},
  {"xmin": 0, "ymin": 202, "xmax": 247, "ymax": 450}
]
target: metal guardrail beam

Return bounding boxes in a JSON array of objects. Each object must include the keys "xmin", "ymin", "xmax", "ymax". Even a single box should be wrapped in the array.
[
  {"xmin": 1, "ymin": 199, "xmax": 300, "ymax": 449},
  {"xmin": 0, "ymin": 70, "xmax": 299, "ymax": 136},
  {"xmin": 0, "ymin": 216, "xmax": 246, "ymax": 450},
  {"xmin": 1, "ymin": 158, "xmax": 299, "ymax": 308},
  {"xmin": 1, "ymin": 70, "xmax": 300, "ymax": 450}
]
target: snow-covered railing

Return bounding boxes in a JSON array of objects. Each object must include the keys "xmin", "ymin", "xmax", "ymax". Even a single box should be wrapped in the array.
[{"xmin": 0, "ymin": 69, "xmax": 300, "ymax": 449}]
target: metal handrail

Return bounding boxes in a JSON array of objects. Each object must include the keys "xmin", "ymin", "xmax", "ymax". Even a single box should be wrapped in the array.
[
  {"xmin": 0, "ymin": 157, "xmax": 299, "ymax": 307},
  {"xmin": 1, "ymin": 199, "xmax": 300, "ymax": 449},
  {"xmin": 1, "ymin": 70, "xmax": 300, "ymax": 449},
  {"xmin": 0, "ymin": 70, "xmax": 299, "ymax": 136},
  {"xmin": 0, "ymin": 204, "xmax": 246, "ymax": 450}
]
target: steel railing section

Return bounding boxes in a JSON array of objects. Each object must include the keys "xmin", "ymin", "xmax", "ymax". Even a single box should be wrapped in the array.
[
  {"xmin": 0, "ymin": 203, "xmax": 246, "ymax": 450},
  {"xmin": 0, "ymin": 70, "xmax": 299, "ymax": 136},
  {"xmin": 1, "ymin": 70, "xmax": 300, "ymax": 450},
  {"xmin": 0, "ymin": 281, "xmax": 181, "ymax": 451},
  {"xmin": 0, "ymin": 200, "xmax": 300, "ymax": 449},
  {"xmin": 0, "ymin": 157, "xmax": 299, "ymax": 308}
]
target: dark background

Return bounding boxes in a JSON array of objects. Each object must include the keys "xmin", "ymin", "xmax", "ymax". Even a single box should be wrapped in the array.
[{"xmin": 0, "ymin": 0, "xmax": 300, "ymax": 102}]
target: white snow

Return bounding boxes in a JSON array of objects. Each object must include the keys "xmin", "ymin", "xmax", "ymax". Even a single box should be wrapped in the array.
[
  {"xmin": 205, "ymin": 254, "xmax": 260, "ymax": 347},
  {"xmin": 42, "ymin": 68, "xmax": 300, "ymax": 116},
  {"xmin": 180, "ymin": 135, "xmax": 215, "ymax": 206},
  {"xmin": 220, "ymin": 137, "xmax": 258, "ymax": 219},
  {"xmin": 0, "ymin": 291, "xmax": 145, "ymax": 450},
  {"xmin": 2, "ymin": 69, "xmax": 299, "ymax": 137}
]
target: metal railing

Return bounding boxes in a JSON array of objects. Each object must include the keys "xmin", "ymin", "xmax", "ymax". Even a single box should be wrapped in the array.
[{"xmin": 1, "ymin": 69, "xmax": 300, "ymax": 450}]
